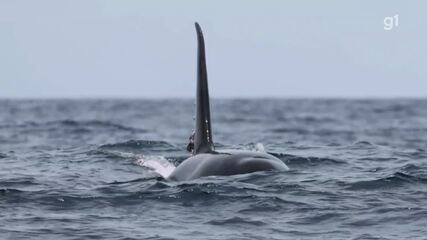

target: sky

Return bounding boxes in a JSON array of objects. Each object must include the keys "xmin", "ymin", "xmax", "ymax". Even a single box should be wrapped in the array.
[{"xmin": 0, "ymin": 1, "xmax": 426, "ymax": 98}]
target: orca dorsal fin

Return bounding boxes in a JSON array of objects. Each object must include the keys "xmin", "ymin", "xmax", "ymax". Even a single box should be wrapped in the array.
[{"xmin": 193, "ymin": 22, "xmax": 214, "ymax": 154}]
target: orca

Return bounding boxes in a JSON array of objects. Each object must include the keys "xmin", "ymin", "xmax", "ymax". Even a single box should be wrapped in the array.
[{"xmin": 167, "ymin": 23, "xmax": 289, "ymax": 181}]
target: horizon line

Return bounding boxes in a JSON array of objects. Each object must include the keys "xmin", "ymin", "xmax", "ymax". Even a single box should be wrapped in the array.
[{"xmin": 1, "ymin": 96, "xmax": 427, "ymax": 100}]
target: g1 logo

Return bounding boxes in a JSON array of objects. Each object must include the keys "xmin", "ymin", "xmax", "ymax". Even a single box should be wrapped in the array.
[{"xmin": 384, "ymin": 15, "xmax": 399, "ymax": 30}]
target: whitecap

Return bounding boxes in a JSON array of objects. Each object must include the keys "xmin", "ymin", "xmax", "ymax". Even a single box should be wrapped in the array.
[{"xmin": 136, "ymin": 156, "xmax": 176, "ymax": 179}]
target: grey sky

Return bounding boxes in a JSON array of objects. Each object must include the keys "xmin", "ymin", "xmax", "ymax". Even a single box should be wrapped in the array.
[{"xmin": 1, "ymin": 1, "xmax": 426, "ymax": 98}]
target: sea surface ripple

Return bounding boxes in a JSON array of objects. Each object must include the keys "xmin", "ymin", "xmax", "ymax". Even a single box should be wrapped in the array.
[{"xmin": 1, "ymin": 99, "xmax": 426, "ymax": 239}]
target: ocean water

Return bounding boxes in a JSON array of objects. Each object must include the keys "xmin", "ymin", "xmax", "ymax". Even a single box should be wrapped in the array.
[{"xmin": 0, "ymin": 99, "xmax": 426, "ymax": 240}]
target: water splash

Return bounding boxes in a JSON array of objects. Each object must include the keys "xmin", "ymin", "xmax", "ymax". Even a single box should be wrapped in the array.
[
  {"xmin": 245, "ymin": 142, "xmax": 266, "ymax": 152},
  {"xmin": 135, "ymin": 156, "xmax": 176, "ymax": 179}
]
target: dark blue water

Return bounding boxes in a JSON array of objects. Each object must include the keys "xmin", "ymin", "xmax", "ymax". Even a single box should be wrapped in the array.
[{"xmin": 1, "ymin": 99, "xmax": 426, "ymax": 239}]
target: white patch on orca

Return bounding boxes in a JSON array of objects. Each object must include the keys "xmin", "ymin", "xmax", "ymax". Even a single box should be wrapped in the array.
[{"xmin": 136, "ymin": 156, "xmax": 176, "ymax": 179}]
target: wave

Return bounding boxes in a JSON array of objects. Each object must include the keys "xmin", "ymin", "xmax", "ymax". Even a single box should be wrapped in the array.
[
  {"xmin": 352, "ymin": 140, "xmax": 374, "ymax": 146},
  {"xmin": 0, "ymin": 188, "xmax": 25, "ymax": 194},
  {"xmin": 206, "ymin": 216, "xmax": 267, "ymax": 226},
  {"xmin": 107, "ymin": 177, "xmax": 158, "ymax": 185},
  {"xmin": 269, "ymin": 127, "xmax": 354, "ymax": 137},
  {"xmin": 269, "ymin": 152, "xmax": 346, "ymax": 166},
  {"xmin": 0, "ymin": 177, "xmax": 40, "ymax": 187},
  {"xmin": 54, "ymin": 120, "xmax": 146, "ymax": 132},
  {"xmin": 400, "ymin": 163, "xmax": 427, "ymax": 173},
  {"xmin": 90, "ymin": 140, "xmax": 187, "ymax": 167},
  {"xmin": 88, "ymin": 148, "xmax": 139, "ymax": 160},
  {"xmin": 0, "ymin": 119, "xmax": 146, "ymax": 133},
  {"xmin": 99, "ymin": 139, "xmax": 173, "ymax": 149},
  {"xmin": 345, "ymin": 172, "xmax": 427, "ymax": 191}
]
